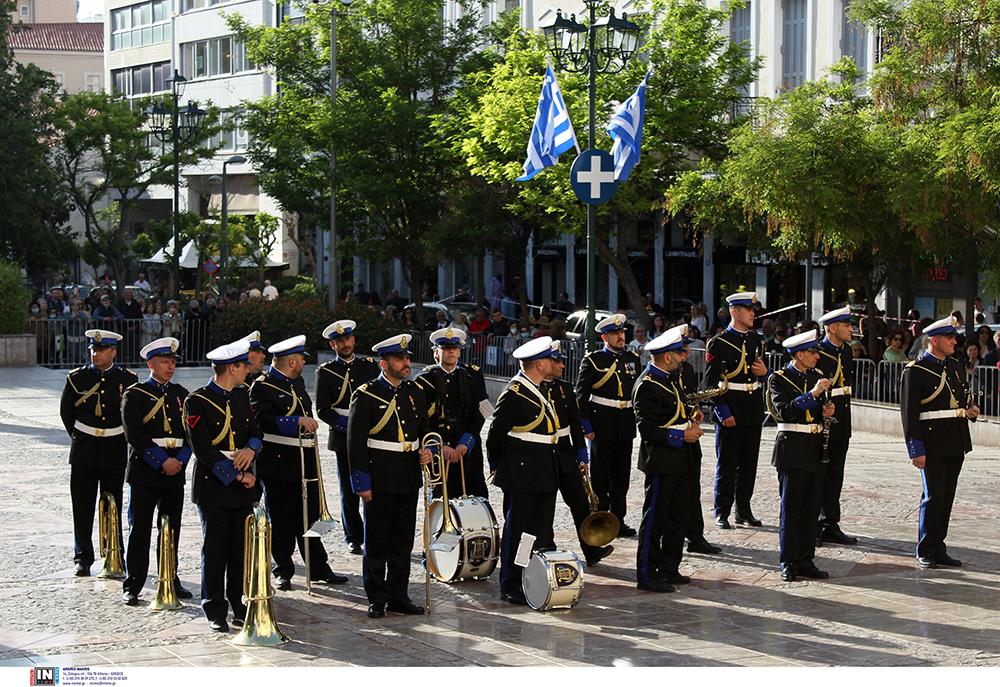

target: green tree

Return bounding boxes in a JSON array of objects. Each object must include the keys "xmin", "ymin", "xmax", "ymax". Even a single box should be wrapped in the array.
[
  {"xmin": 0, "ymin": 6, "xmax": 75, "ymax": 276},
  {"xmin": 50, "ymin": 91, "xmax": 220, "ymax": 296},
  {"xmin": 0, "ymin": 259, "xmax": 30, "ymax": 335},
  {"xmin": 232, "ymin": 212, "xmax": 279, "ymax": 284}
]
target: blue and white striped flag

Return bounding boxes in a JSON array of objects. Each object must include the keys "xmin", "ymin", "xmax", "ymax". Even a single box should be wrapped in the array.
[
  {"xmin": 607, "ymin": 71, "xmax": 649, "ymax": 182},
  {"xmin": 516, "ymin": 63, "xmax": 579, "ymax": 182}
]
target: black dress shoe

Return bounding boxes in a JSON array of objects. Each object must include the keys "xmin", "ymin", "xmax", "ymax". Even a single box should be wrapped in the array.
[
  {"xmin": 820, "ymin": 527, "xmax": 858, "ymax": 546},
  {"xmin": 585, "ymin": 545, "xmax": 614, "ymax": 567},
  {"xmin": 209, "ymin": 618, "xmax": 229, "ymax": 633},
  {"xmin": 797, "ymin": 565, "xmax": 830, "ymax": 580},
  {"xmin": 687, "ymin": 539, "xmax": 722, "ymax": 555},
  {"xmin": 122, "ymin": 591, "xmax": 140, "ymax": 606},
  {"xmin": 617, "ymin": 525, "xmax": 638, "ymax": 538},
  {"xmin": 735, "ymin": 513, "xmax": 763, "ymax": 527},
  {"xmin": 936, "ymin": 554, "xmax": 962, "ymax": 568},
  {"xmin": 660, "ymin": 572, "xmax": 691, "ymax": 585},
  {"xmin": 367, "ymin": 602, "xmax": 386, "ymax": 618},
  {"xmin": 715, "ymin": 515, "xmax": 732, "ymax": 530},
  {"xmin": 173, "ymin": 581, "xmax": 194, "ymax": 599},
  {"xmin": 74, "ymin": 563, "xmax": 91, "ymax": 577},
  {"xmin": 780, "ymin": 566, "xmax": 797, "ymax": 582},
  {"xmin": 348, "ymin": 542, "xmax": 363, "ymax": 556},
  {"xmin": 316, "ymin": 570, "xmax": 349, "ymax": 585},
  {"xmin": 231, "ymin": 617, "xmax": 244, "ymax": 628},
  {"xmin": 387, "ymin": 598, "xmax": 425, "ymax": 615},
  {"xmin": 500, "ymin": 590, "xmax": 528, "ymax": 605},
  {"xmin": 916, "ymin": 556, "xmax": 936, "ymax": 569},
  {"xmin": 276, "ymin": 577, "xmax": 292, "ymax": 591},
  {"xmin": 637, "ymin": 578, "xmax": 676, "ymax": 593}
]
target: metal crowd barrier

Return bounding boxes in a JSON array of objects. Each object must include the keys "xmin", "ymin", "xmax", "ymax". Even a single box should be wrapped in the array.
[{"xmin": 29, "ymin": 318, "xmax": 215, "ymax": 369}]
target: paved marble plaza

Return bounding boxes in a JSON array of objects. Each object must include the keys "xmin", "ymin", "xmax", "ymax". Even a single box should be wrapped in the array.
[{"xmin": 0, "ymin": 366, "xmax": 998, "ymax": 668}]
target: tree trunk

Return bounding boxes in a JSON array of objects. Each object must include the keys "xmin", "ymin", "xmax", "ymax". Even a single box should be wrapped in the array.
[
  {"xmin": 404, "ymin": 255, "xmax": 426, "ymax": 332},
  {"xmin": 514, "ymin": 221, "xmax": 531, "ymax": 325},
  {"xmin": 593, "ymin": 221, "xmax": 652, "ymax": 331},
  {"xmin": 964, "ymin": 235, "xmax": 979, "ymax": 339}
]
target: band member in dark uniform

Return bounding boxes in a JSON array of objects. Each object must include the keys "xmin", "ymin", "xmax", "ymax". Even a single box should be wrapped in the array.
[
  {"xmin": 815, "ymin": 306, "xmax": 858, "ymax": 546},
  {"xmin": 121, "ymin": 337, "xmax": 194, "ymax": 605},
  {"xmin": 543, "ymin": 340, "xmax": 614, "ymax": 567},
  {"xmin": 901, "ymin": 316, "xmax": 978, "ymax": 568},
  {"xmin": 240, "ymin": 330, "xmax": 267, "ymax": 382},
  {"xmin": 702, "ymin": 292, "xmax": 769, "ymax": 529},
  {"xmin": 415, "ymin": 328, "xmax": 487, "ymax": 499},
  {"xmin": 633, "ymin": 325, "xmax": 703, "ymax": 593},
  {"xmin": 487, "ymin": 336, "xmax": 560, "ymax": 605},
  {"xmin": 59, "ymin": 329, "xmax": 136, "ymax": 577},
  {"xmin": 184, "ymin": 339, "xmax": 262, "ymax": 632},
  {"xmin": 59, "ymin": 329, "xmax": 138, "ymax": 577},
  {"xmin": 347, "ymin": 334, "xmax": 433, "ymax": 618},
  {"xmin": 675, "ymin": 342, "xmax": 721, "ymax": 555},
  {"xmin": 767, "ymin": 330, "xmax": 834, "ymax": 581},
  {"xmin": 251, "ymin": 334, "xmax": 348, "ymax": 591},
  {"xmin": 316, "ymin": 319, "xmax": 379, "ymax": 555},
  {"xmin": 576, "ymin": 314, "xmax": 641, "ymax": 536}
]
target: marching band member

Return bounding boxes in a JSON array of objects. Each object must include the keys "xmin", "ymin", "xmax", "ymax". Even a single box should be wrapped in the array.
[
  {"xmin": 347, "ymin": 334, "xmax": 433, "ymax": 618},
  {"xmin": 767, "ymin": 330, "xmax": 834, "ymax": 581},
  {"xmin": 576, "ymin": 314, "xmax": 641, "ymax": 537},
  {"xmin": 240, "ymin": 330, "xmax": 268, "ymax": 381},
  {"xmin": 702, "ymin": 292, "xmax": 768, "ymax": 529},
  {"xmin": 487, "ymin": 336, "xmax": 560, "ymax": 605},
  {"xmin": 815, "ymin": 307, "xmax": 858, "ymax": 546},
  {"xmin": 415, "ymin": 328, "xmax": 488, "ymax": 500},
  {"xmin": 59, "ymin": 329, "xmax": 136, "ymax": 577},
  {"xmin": 121, "ymin": 337, "xmax": 193, "ymax": 606},
  {"xmin": 315, "ymin": 320, "xmax": 380, "ymax": 555},
  {"xmin": 634, "ymin": 325, "xmax": 703, "ymax": 593},
  {"xmin": 251, "ymin": 335, "xmax": 348, "ymax": 591},
  {"xmin": 901, "ymin": 316, "xmax": 978, "ymax": 568},
  {"xmin": 184, "ymin": 339, "xmax": 262, "ymax": 632}
]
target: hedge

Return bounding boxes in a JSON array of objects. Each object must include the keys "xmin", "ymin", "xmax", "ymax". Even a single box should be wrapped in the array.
[{"xmin": 0, "ymin": 261, "xmax": 30, "ymax": 335}]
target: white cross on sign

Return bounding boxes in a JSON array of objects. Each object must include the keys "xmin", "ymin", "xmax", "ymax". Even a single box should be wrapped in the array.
[{"xmin": 576, "ymin": 155, "xmax": 616, "ymax": 200}]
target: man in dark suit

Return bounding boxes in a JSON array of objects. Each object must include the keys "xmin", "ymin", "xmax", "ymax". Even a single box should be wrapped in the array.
[
  {"xmin": 347, "ymin": 334, "xmax": 433, "ymax": 618},
  {"xmin": 633, "ymin": 325, "xmax": 703, "ymax": 593},
  {"xmin": 486, "ymin": 336, "xmax": 560, "ymax": 605},
  {"xmin": 767, "ymin": 330, "xmax": 835, "ymax": 581},
  {"xmin": 315, "ymin": 319, "xmax": 380, "ymax": 555},
  {"xmin": 184, "ymin": 339, "xmax": 262, "ymax": 632},
  {"xmin": 59, "ymin": 329, "xmax": 136, "ymax": 577},
  {"xmin": 901, "ymin": 316, "xmax": 979, "ymax": 569},
  {"xmin": 120, "ymin": 337, "xmax": 194, "ymax": 605}
]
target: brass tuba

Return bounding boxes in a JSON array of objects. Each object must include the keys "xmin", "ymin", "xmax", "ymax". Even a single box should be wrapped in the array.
[
  {"xmin": 149, "ymin": 514, "xmax": 181, "ymax": 610},
  {"xmin": 97, "ymin": 492, "xmax": 125, "ymax": 579},
  {"xmin": 232, "ymin": 502, "xmax": 289, "ymax": 646},
  {"xmin": 579, "ymin": 470, "xmax": 620, "ymax": 548}
]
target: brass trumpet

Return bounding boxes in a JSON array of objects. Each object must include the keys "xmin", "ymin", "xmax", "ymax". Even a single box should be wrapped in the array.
[
  {"xmin": 149, "ymin": 514, "xmax": 181, "ymax": 610},
  {"xmin": 232, "ymin": 502, "xmax": 289, "ymax": 646},
  {"xmin": 97, "ymin": 492, "xmax": 125, "ymax": 579},
  {"xmin": 579, "ymin": 469, "xmax": 619, "ymax": 548}
]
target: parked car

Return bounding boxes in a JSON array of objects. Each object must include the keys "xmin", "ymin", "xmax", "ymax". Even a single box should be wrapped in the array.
[{"xmin": 564, "ymin": 309, "xmax": 636, "ymax": 340}]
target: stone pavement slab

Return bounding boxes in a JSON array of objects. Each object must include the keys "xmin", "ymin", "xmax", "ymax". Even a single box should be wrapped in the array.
[{"xmin": 0, "ymin": 366, "xmax": 998, "ymax": 667}]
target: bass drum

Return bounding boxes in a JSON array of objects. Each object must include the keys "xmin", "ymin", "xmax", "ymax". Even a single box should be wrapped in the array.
[
  {"xmin": 522, "ymin": 550, "xmax": 584, "ymax": 611},
  {"xmin": 427, "ymin": 496, "xmax": 499, "ymax": 582}
]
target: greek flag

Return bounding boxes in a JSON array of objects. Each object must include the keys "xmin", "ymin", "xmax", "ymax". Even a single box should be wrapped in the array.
[
  {"xmin": 607, "ymin": 71, "xmax": 649, "ymax": 182},
  {"xmin": 516, "ymin": 63, "xmax": 579, "ymax": 182}
]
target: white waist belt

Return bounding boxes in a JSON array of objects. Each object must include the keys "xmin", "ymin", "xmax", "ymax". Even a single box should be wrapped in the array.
[
  {"xmin": 918, "ymin": 409, "xmax": 966, "ymax": 421},
  {"xmin": 590, "ymin": 396, "xmax": 632, "ymax": 409},
  {"xmin": 333, "ymin": 408, "xmax": 349, "ymax": 417},
  {"xmin": 74, "ymin": 421, "xmax": 124, "ymax": 438},
  {"xmin": 509, "ymin": 430, "xmax": 558, "ymax": 445},
  {"xmin": 776, "ymin": 423, "xmax": 822, "ymax": 434},
  {"xmin": 721, "ymin": 381, "xmax": 759, "ymax": 392},
  {"xmin": 263, "ymin": 433, "xmax": 317, "ymax": 448},
  {"xmin": 151, "ymin": 437, "xmax": 184, "ymax": 449},
  {"xmin": 831, "ymin": 386, "xmax": 852, "ymax": 397},
  {"xmin": 367, "ymin": 438, "xmax": 421, "ymax": 453},
  {"xmin": 555, "ymin": 427, "xmax": 571, "ymax": 438}
]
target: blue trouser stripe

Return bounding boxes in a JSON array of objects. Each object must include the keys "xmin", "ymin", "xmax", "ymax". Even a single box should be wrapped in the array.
[{"xmin": 638, "ymin": 475, "xmax": 661, "ymax": 582}]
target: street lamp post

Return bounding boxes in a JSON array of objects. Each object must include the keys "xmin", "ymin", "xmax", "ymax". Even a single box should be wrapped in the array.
[
  {"xmin": 542, "ymin": 4, "xmax": 640, "ymax": 350},
  {"xmin": 210, "ymin": 155, "xmax": 247, "ymax": 296},
  {"xmin": 148, "ymin": 70, "xmax": 207, "ymax": 296}
]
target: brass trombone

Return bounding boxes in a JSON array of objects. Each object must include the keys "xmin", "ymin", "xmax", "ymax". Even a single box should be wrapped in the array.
[
  {"xmin": 232, "ymin": 502, "xmax": 289, "ymax": 647},
  {"xmin": 420, "ymin": 432, "xmax": 445, "ymax": 613},
  {"xmin": 149, "ymin": 514, "xmax": 181, "ymax": 610},
  {"xmin": 298, "ymin": 412, "xmax": 335, "ymax": 595},
  {"xmin": 97, "ymin": 492, "xmax": 125, "ymax": 579},
  {"xmin": 579, "ymin": 469, "xmax": 620, "ymax": 548}
]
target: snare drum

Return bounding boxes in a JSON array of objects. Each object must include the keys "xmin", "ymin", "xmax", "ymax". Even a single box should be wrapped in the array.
[
  {"xmin": 522, "ymin": 550, "xmax": 584, "ymax": 611},
  {"xmin": 427, "ymin": 496, "xmax": 499, "ymax": 582}
]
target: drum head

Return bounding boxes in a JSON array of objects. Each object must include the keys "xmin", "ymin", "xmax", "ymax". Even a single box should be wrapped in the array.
[
  {"xmin": 427, "ymin": 499, "xmax": 460, "ymax": 581},
  {"xmin": 522, "ymin": 555, "xmax": 550, "ymax": 610}
]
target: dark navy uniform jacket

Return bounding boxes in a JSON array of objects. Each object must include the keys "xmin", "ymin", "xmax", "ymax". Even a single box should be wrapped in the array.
[
  {"xmin": 767, "ymin": 364, "xmax": 824, "ymax": 472},
  {"xmin": 816, "ymin": 337, "xmax": 853, "ymax": 442},
  {"xmin": 486, "ymin": 373, "xmax": 560, "ymax": 493},
  {"xmin": 414, "ymin": 364, "xmax": 481, "ymax": 455},
  {"xmin": 702, "ymin": 326, "xmax": 766, "ymax": 425},
  {"xmin": 250, "ymin": 366, "xmax": 317, "ymax": 484},
  {"xmin": 315, "ymin": 354, "xmax": 380, "ymax": 447},
  {"xmin": 900, "ymin": 352, "xmax": 974, "ymax": 460},
  {"xmin": 632, "ymin": 364, "xmax": 692, "ymax": 476},
  {"xmin": 544, "ymin": 377, "xmax": 589, "ymax": 469},
  {"xmin": 59, "ymin": 364, "xmax": 137, "ymax": 468},
  {"xmin": 121, "ymin": 377, "xmax": 190, "ymax": 488},
  {"xmin": 575, "ymin": 346, "xmax": 640, "ymax": 440}
]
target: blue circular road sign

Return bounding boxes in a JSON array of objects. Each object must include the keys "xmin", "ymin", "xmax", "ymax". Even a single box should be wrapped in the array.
[{"xmin": 570, "ymin": 149, "xmax": 619, "ymax": 206}]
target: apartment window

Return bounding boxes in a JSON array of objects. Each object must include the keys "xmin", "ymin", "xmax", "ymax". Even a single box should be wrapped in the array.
[
  {"xmin": 730, "ymin": 2, "xmax": 751, "ymax": 96},
  {"xmin": 85, "ymin": 74, "xmax": 102, "ymax": 93},
  {"xmin": 181, "ymin": 35, "xmax": 254, "ymax": 79},
  {"xmin": 110, "ymin": 0, "xmax": 171, "ymax": 51},
  {"xmin": 52, "ymin": 72, "xmax": 65, "ymax": 88},
  {"xmin": 19, "ymin": 5, "xmax": 28, "ymax": 17},
  {"xmin": 180, "ymin": 0, "xmax": 233, "ymax": 11},
  {"xmin": 206, "ymin": 110, "xmax": 249, "ymax": 152},
  {"xmin": 842, "ymin": 0, "xmax": 868, "ymax": 76},
  {"xmin": 110, "ymin": 61, "xmax": 171, "ymax": 97},
  {"xmin": 781, "ymin": 0, "xmax": 807, "ymax": 91}
]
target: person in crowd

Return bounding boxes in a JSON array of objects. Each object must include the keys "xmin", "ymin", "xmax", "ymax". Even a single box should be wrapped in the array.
[
  {"xmin": 386, "ymin": 289, "xmax": 407, "ymax": 312},
  {"xmin": 553, "ymin": 292, "xmax": 575, "ymax": 317},
  {"xmin": 140, "ymin": 302, "xmax": 162, "ymax": 349},
  {"xmin": 549, "ymin": 319, "xmax": 567, "ymax": 341},
  {"xmin": 65, "ymin": 300, "xmax": 91, "ymax": 365},
  {"xmin": 965, "ymin": 343, "xmax": 981, "ymax": 377},
  {"xmin": 401, "ymin": 308, "xmax": 417, "ymax": 330},
  {"xmin": 133, "ymin": 273, "xmax": 152, "ymax": 295},
  {"xmin": 651, "ymin": 314, "xmax": 667, "ymax": 337},
  {"xmin": 262, "ymin": 279, "xmax": 279, "ymax": 301},
  {"xmin": 532, "ymin": 316, "xmax": 551, "ymax": 338},
  {"xmin": 161, "ymin": 301, "xmax": 183, "ymax": 339},
  {"xmin": 468, "ymin": 306, "xmax": 491, "ymax": 336},
  {"xmin": 628, "ymin": 321, "xmax": 651, "ymax": 368},
  {"xmin": 433, "ymin": 308, "xmax": 450, "ymax": 329},
  {"xmin": 490, "ymin": 274, "xmax": 504, "ymax": 312},
  {"xmin": 93, "ymin": 293, "xmax": 123, "ymax": 323},
  {"xmin": 690, "ymin": 304, "xmax": 708, "ymax": 335},
  {"xmin": 488, "ymin": 309, "xmax": 509, "ymax": 337},
  {"xmin": 883, "ymin": 329, "xmax": 908, "ymax": 363},
  {"xmin": 451, "ymin": 312, "xmax": 470, "ymax": 334}
]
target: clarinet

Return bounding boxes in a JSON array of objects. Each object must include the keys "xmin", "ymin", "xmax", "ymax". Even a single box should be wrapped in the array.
[{"xmin": 820, "ymin": 387, "xmax": 833, "ymax": 464}]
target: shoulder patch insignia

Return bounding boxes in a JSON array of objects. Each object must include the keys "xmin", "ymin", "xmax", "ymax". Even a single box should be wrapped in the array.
[
  {"xmin": 186, "ymin": 415, "xmax": 201, "ymax": 428},
  {"xmin": 510, "ymin": 382, "xmax": 521, "ymax": 392}
]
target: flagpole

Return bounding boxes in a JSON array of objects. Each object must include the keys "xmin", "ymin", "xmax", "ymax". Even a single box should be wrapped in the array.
[{"xmin": 585, "ymin": 0, "xmax": 598, "ymax": 352}]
